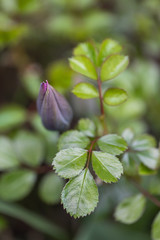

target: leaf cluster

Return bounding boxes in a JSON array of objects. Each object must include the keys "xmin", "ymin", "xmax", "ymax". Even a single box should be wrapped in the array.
[
  {"xmin": 53, "ymin": 119, "xmax": 127, "ymax": 218},
  {"xmin": 70, "ymin": 39, "xmax": 129, "ymax": 107}
]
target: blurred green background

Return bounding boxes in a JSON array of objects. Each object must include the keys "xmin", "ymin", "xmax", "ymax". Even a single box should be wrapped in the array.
[{"xmin": 0, "ymin": 0, "xmax": 160, "ymax": 239}]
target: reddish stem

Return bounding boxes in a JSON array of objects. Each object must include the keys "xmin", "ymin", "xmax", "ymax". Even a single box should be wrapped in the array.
[{"xmin": 86, "ymin": 137, "xmax": 99, "ymax": 168}]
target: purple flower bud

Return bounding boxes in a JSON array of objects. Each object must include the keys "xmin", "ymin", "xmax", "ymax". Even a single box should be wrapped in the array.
[{"xmin": 37, "ymin": 81, "xmax": 73, "ymax": 131}]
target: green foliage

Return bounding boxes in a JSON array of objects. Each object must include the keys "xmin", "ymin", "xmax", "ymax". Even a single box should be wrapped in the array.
[
  {"xmin": 77, "ymin": 118, "xmax": 96, "ymax": 137},
  {"xmin": 103, "ymin": 88, "xmax": 128, "ymax": 106},
  {"xmin": 98, "ymin": 39, "xmax": 123, "ymax": 66},
  {"xmin": 38, "ymin": 173, "xmax": 64, "ymax": 205},
  {"xmin": 122, "ymin": 129, "xmax": 159, "ymax": 176},
  {"xmin": 14, "ymin": 130, "xmax": 44, "ymax": 167},
  {"xmin": 72, "ymin": 82, "xmax": 98, "ymax": 99},
  {"xmin": 138, "ymin": 163, "xmax": 157, "ymax": 175},
  {"xmin": 58, "ymin": 130, "xmax": 90, "ymax": 150},
  {"xmin": 0, "ymin": 136, "xmax": 20, "ymax": 170},
  {"xmin": 97, "ymin": 134, "xmax": 128, "ymax": 155},
  {"xmin": 0, "ymin": 169, "xmax": 36, "ymax": 201},
  {"xmin": 114, "ymin": 194, "xmax": 146, "ymax": 224},
  {"xmin": 0, "ymin": 22, "xmax": 159, "ymax": 240},
  {"xmin": 92, "ymin": 151, "xmax": 123, "ymax": 183},
  {"xmin": 131, "ymin": 134, "xmax": 156, "ymax": 151},
  {"xmin": 53, "ymin": 148, "xmax": 87, "ymax": 178},
  {"xmin": 21, "ymin": 68, "xmax": 41, "ymax": 99},
  {"xmin": 54, "ymin": 129, "xmax": 127, "ymax": 216},
  {"xmin": 100, "ymin": 55, "xmax": 129, "ymax": 82},
  {"xmin": 149, "ymin": 177, "xmax": 160, "ymax": 195},
  {"xmin": 73, "ymin": 42, "xmax": 97, "ymax": 65},
  {"xmin": 152, "ymin": 212, "xmax": 160, "ymax": 240},
  {"xmin": 0, "ymin": 105, "xmax": 27, "ymax": 132},
  {"xmin": 53, "ymin": 39, "xmax": 132, "ymax": 218},
  {"xmin": 69, "ymin": 56, "xmax": 97, "ymax": 80},
  {"xmin": 61, "ymin": 169, "xmax": 98, "ymax": 218}
]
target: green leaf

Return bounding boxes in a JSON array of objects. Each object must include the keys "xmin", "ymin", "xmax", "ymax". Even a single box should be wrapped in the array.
[
  {"xmin": 14, "ymin": 130, "xmax": 44, "ymax": 167},
  {"xmin": 98, "ymin": 39, "xmax": 122, "ymax": 65},
  {"xmin": 122, "ymin": 152, "xmax": 138, "ymax": 176},
  {"xmin": 0, "ymin": 136, "xmax": 20, "ymax": 170},
  {"xmin": 92, "ymin": 151, "xmax": 123, "ymax": 183},
  {"xmin": 38, "ymin": 173, "xmax": 64, "ymax": 205},
  {"xmin": 53, "ymin": 148, "xmax": 87, "ymax": 178},
  {"xmin": 0, "ymin": 105, "xmax": 26, "ymax": 132},
  {"xmin": 72, "ymin": 82, "xmax": 98, "ymax": 99},
  {"xmin": 114, "ymin": 194, "xmax": 146, "ymax": 224},
  {"xmin": 77, "ymin": 118, "xmax": 96, "ymax": 137},
  {"xmin": 69, "ymin": 56, "xmax": 97, "ymax": 80},
  {"xmin": 73, "ymin": 42, "xmax": 97, "ymax": 65},
  {"xmin": 103, "ymin": 88, "xmax": 128, "ymax": 106},
  {"xmin": 131, "ymin": 134, "xmax": 156, "ymax": 151},
  {"xmin": 61, "ymin": 169, "xmax": 98, "ymax": 218},
  {"xmin": 97, "ymin": 134, "xmax": 128, "ymax": 155},
  {"xmin": 100, "ymin": 55, "xmax": 129, "ymax": 81},
  {"xmin": 138, "ymin": 163, "xmax": 157, "ymax": 176},
  {"xmin": 152, "ymin": 212, "xmax": 160, "ymax": 240},
  {"xmin": 122, "ymin": 129, "xmax": 134, "ymax": 145},
  {"xmin": 135, "ymin": 148, "xmax": 159, "ymax": 170},
  {"xmin": 58, "ymin": 130, "xmax": 90, "ymax": 150},
  {"xmin": 0, "ymin": 169, "xmax": 36, "ymax": 201}
]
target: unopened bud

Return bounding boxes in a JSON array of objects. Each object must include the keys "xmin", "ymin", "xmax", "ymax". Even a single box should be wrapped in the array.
[{"xmin": 37, "ymin": 81, "xmax": 73, "ymax": 131}]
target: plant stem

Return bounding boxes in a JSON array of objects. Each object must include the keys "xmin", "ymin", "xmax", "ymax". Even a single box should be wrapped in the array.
[
  {"xmin": 97, "ymin": 76, "xmax": 107, "ymax": 134},
  {"xmin": 21, "ymin": 164, "xmax": 53, "ymax": 174},
  {"xmin": 132, "ymin": 180, "xmax": 160, "ymax": 208},
  {"xmin": 86, "ymin": 137, "xmax": 99, "ymax": 168},
  {"xmin": 97, "ymin": 77, "xmax": 104, "ymax": 116}
]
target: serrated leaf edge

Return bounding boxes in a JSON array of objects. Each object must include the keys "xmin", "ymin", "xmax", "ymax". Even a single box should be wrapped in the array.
[{"xmin": 61, "ymin": 169, "xmax": 99, "ymax": 218}]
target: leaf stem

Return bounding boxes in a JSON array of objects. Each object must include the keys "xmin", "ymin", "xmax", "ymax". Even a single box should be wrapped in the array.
[
  {"xmin": 86, "ymin": 137, "xmax": 99, "ymax": 168},
  {"xmin": 97, "ymin": 76, "xmax": 107, "ymax": 134},
  {"xmin": 97, "ymin": 76, "xmax": 104, "ymax": 116},
  {"xmin": 132, "ymin": 180, "xmax": 160, "ymax": 208}
]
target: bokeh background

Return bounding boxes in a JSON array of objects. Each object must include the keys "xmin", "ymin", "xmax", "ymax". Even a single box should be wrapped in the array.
[{"xmin": 0, "ymin": 0, "xmax": 160, "ymax": 239}]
